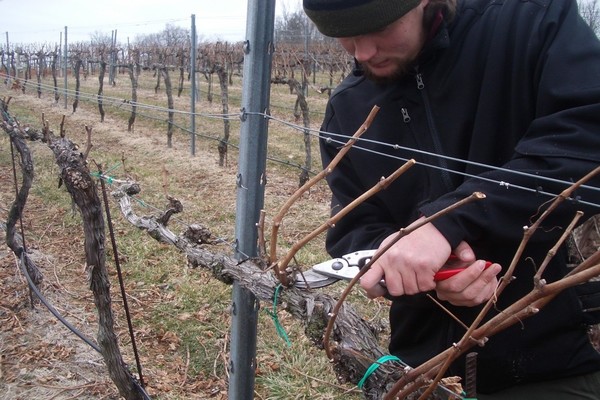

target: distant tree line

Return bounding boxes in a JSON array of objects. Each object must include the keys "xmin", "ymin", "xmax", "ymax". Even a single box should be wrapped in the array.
[{"xmin": 580, "ymin": 0, "xmax": 600, "ymax": 36}]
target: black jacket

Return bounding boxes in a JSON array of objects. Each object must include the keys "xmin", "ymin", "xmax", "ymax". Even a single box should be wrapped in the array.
[{"xmin": 319, "ymin": 0, "xmax": 600, "ymax": 393}]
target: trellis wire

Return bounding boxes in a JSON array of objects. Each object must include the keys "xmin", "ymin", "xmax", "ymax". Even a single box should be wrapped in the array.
[{"xmin": 3, "ymin": 71, "xmax": 599, "ymax": 208}]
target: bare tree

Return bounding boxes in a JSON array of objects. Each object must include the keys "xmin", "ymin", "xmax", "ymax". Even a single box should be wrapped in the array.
[
  {"xmin": 134, "ymin": 24, "xmax": 189, "ymax": 49},
  {"xmin": 580, "ymin": 0, "xmax": 600, "ymax": 36},
  {"xmin": 276, "ymin": 8, "xmax": 309, "ymax": 45},
  {"xmin": 90, "ymin": 31, "xmax": 113, "ymax": 47}
]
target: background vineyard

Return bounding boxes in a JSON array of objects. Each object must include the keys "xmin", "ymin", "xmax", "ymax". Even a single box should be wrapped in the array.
[
  {"xmin": 2, "ymin": 2, "xmax": 599, "ymax": 399},
  {"xmin": 0, "ymin": 6, "xmax": 385, "ymax": 399}
]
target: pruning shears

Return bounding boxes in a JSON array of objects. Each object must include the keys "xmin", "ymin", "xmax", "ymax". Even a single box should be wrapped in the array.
[{"xmin": 295, "ymin": 249, "xmax": 492, "ymax": 289}]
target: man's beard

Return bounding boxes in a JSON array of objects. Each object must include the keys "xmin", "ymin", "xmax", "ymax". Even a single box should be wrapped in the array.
[{"xmin": 361, "ymin": 59, "xmax": 415, "ymax": 84}]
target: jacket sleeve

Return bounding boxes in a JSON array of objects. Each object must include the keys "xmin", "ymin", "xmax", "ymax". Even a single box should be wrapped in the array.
[{"xmin": 420, "ymin": 0, "xmax": 600, "ymax": 248}]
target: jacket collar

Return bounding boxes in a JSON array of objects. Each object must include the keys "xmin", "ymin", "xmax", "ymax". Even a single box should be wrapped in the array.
[{"xmin": 418, "ymin": 11, "xmax": 451, "ymax": 66}]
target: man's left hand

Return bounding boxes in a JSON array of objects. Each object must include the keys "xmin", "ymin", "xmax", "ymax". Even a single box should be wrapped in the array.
[{"xmin": 435, "ymin": 260, "xmax": 502, "ymax": 306}]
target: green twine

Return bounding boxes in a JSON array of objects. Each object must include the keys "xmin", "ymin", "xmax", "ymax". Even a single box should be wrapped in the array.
[
  {"xmin": 265, "ymin": 284, "xmax": 291, "ymax": 347},
  {"xmin": 357, "ymin": 355, "xmax": 401, "ymax": 389},
  {"xmin": 90, "ymin": 163, "xmax": 120, "ymax": 185},
  {"xmin": 91, "ymin": 172, "xmax": 114, "ymax": 185},
  {"xmin": 1, "ymin": 108, "xmax": 14, "ymax": 125},
  {"xmin": 358, "ymin": 358, "xmax": 475, "ymax": 397},
  {"xmin": 132, "ymin": 196, "xmax": 148, "ymax": 207},
  {"xmin": 104, "ymin": 162, "xmax": 121, "ymax": 175}
]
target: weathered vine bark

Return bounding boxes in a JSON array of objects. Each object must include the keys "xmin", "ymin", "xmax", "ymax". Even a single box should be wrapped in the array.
[
  {"xmin": 271, "ymin": 77, "xmax": 312, "ymax": 186},
  {"xmin": 206, "ymin": 72, "xmax": 213, "ymax": 103},
  {"xmin": 98, "ymin": 60, "xmax": 106, "ymax": 122},
  {"xmin": 216, "ymin": 65, "xmax": 230, "ymax": 166},
  {"xmin": 51, "ymin": 49, "xmax": 60, "ymax": 104},
  {"xmin": 127, "ymin": 50, "xmax": 141, "ymax": 133},
  {"xmin": 35, "ymin": 50, "xmax": 44, "ymax": 98},
  {"xmin": 1, "ymin": 114, "xmax": 44, "ymax": 293},
  {"xmin": 570, "ymin": 216, "xmax": 600, "ymax": 264},
  {"xmin": 160, "ymin": 67, "xmax": 174, "ymax": 148},
  {"xmin": 110, "ymin": 44, "xmax": 118, "ymax": 87},
  {"xmin": 72, "ymin": 57, "xmax": 83, "ymax": 113},
  {"xmin": 294, "ymin": 79, "xmax": 311, "ymax": 187},
  {"xmin": 154, "ymin": 66, "xmax": 161, "ymax": 94},
  {"xmin": 9, "ymin": 50, "xmax": 16, "ymax": 82},
  {"xmin": 177, "ymin": 49, "xmax": 185, "ymax": 97},
  {"xmin": 48, "ymin": 137, "xmax": 144, "ymax": 400},
  {"xmin": 22, "ymin": 52, "xmax": 31, "ymax": 94},
  {"xmin": 1, "ymin": 50, "xmax": 9, "ymax": 82}
]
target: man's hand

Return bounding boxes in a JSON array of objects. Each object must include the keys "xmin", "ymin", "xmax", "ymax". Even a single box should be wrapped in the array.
[
  {"xmin": 360, "ymin": 218, "xmax": 452, "ymax": 297},
  {"xmin": 359, "ymin": 219, "xmax": 501, "ymax": 305},
  {"xmin": 435, "ymin": 260, "xmax": 501, "ymax": 306}
]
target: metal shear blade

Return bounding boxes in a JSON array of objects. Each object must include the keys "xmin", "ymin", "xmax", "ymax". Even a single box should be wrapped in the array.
[
  {"xmin": 295, "ymin": 250, "xmax": 376, "ymax": 289},
  {"xmin": 312, "ymin": 249, "xmax": 375, "ymax": 280},
  {"xmin": 294, "ymin": 268, "xmax": 340, "ymax": 289}
]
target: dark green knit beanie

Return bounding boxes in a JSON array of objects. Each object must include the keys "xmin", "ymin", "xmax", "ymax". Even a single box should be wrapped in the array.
[{"xmin": 303, "ymin": 0, "xmax": 421, "ymax": 38}]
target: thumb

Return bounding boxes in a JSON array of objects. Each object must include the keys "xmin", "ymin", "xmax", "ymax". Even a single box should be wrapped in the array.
[
  {"xmin": 454, "ymin": 240, "xmax": 475, "ymax": 262},
  {"xmin": 359, "ymin": 263, "xmax": 388, "ymax": 299}
]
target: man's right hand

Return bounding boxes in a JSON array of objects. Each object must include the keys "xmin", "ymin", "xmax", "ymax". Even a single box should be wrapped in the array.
[
  {"xmin": 359, "ymin": 220, "xmax": 501, "ymax": 305},
  {"xmin": 360, "ymin": 218, "xmax": 454, "ymax": 298}
]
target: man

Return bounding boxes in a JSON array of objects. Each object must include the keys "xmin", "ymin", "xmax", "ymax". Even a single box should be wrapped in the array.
[{"xmin": 303, "ymin": 0, "xmax": 600, "ymax": 398}]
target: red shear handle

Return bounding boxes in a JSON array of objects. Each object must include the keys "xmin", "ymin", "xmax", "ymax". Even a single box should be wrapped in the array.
[{"xmin": 434, "ymin": 258, "xmax": 493, "ymax": 282}]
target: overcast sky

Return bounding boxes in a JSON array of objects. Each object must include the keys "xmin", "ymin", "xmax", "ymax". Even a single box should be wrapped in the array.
[{"xmin": 1, "ymin": 0, "xmax": 302, "ymax": 46}]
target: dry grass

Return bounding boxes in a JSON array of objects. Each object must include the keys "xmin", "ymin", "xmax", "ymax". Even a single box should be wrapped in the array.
[{"xmin": 0, "ymin": 71, "xmax": 386, "ymax": 399}]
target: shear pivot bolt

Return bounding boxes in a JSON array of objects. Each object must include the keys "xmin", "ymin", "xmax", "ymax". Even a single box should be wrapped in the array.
[{"xmin": 332, "ymin": 261, "xmax": 344, "ymax": 270}]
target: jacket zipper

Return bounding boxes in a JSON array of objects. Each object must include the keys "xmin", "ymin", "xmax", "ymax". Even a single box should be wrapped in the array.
[
  {"xmin": 401, "ymin": 107, "xmax": 411, "ymax": 123},
  {"xmin": 415, "ymin": 72, "xmax": 454, "ymax": 192}
]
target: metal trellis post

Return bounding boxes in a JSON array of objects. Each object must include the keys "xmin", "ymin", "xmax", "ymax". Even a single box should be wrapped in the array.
[
  {"xmin": 63, "ymin": 26, "xmax": 68, "ymax": 110},
  {"xmin": 5, "ymin": 32, "xmax": 11, "ymax": 86},
  {"xmin": 113, "ymin": 30, "xmax": 117, "ymax": 85},
  {"xmin": 190, "ymin": 14, "xmax": 197, "ymax": 156},
  {"xmin": 230, "ymin": 1, "xmax": 276, "ymax": 399},
  {"xmin": 59, "ymin": 31, "xmax": 62, "ymax": 78}
]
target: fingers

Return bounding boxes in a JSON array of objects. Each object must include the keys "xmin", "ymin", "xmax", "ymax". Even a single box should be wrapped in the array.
[
  {"xmin": 453, "ymin": 240, "xmax": 475, "ymax": 263},
  {"xmin": 436, "ymin": 261, "xmax": 502, "ymax": 306},
  {"xmin": 360, "ymin": 256, "xmax": 435, "ymax": 297},
  {"xmin": 362, "ymin": 222, "xmax": 452, "ymax": 298},
  {"xmin": 362, "ymin": 280, "xmax": 388, "ymax": 299},
  {"xmin": 360, "ymin": 262, "xmax": 389, "ymax": 298}
]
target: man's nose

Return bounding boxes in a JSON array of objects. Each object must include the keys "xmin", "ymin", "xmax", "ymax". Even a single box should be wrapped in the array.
[{"xmin": 352, "ymin": 36, "xmax": 377, "ymax": 63}]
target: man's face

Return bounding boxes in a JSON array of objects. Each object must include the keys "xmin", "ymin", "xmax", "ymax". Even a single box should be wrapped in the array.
[{"xmin": 337, "ymin": 0, "xmax": 428, "ymax": 82}]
